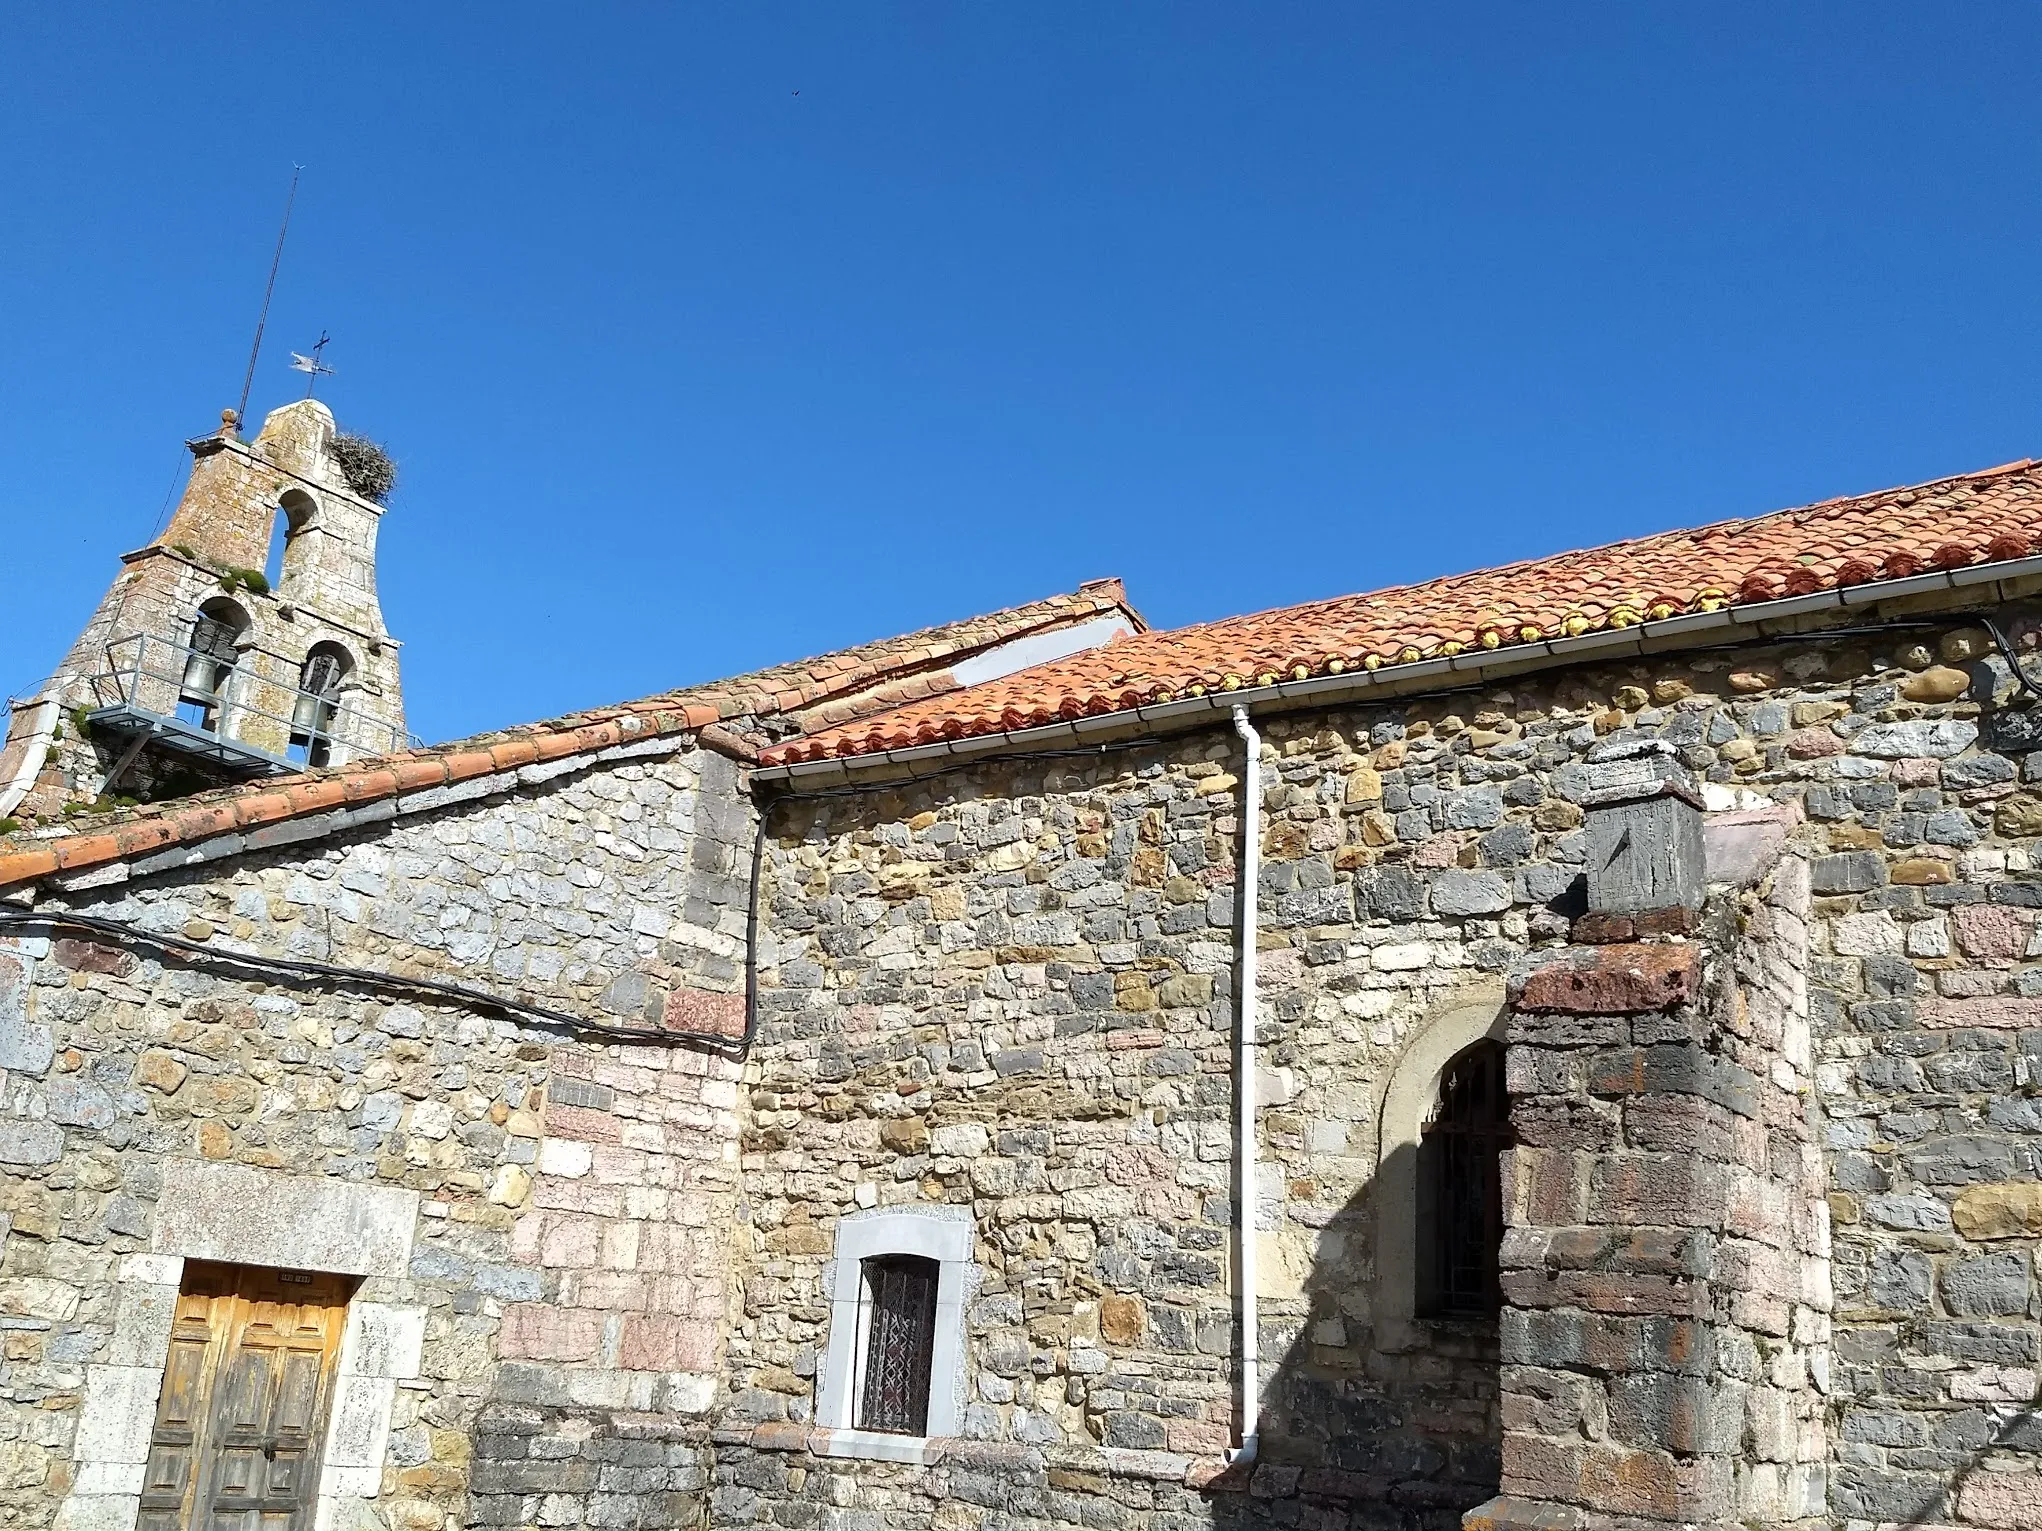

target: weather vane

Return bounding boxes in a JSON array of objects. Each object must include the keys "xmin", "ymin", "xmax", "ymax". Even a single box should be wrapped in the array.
[{"xmin": 290, "ymin": 332, "xmax": 336, "ymax": 398}]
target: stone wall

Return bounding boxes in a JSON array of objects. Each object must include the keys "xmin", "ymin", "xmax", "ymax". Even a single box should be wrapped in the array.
[
  {"xmin": 723, "ymin": 608, "xmax": 2042, "ymax": 1530},
  {"xmin": 0, "ymin": 738, "xmax": 752, "ymax": 1531}
]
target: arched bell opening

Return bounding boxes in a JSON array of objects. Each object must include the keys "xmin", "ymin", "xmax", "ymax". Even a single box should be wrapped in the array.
[
  {"xmin": 177, "ymin": 598, "xmax": 251, "ymax": 736},
  {"xmin": 288, "ymin": 642, "xmax": 353, "ymax": 768}
]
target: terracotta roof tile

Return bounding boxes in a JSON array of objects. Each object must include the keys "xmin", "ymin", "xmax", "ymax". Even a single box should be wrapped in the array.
[
  {"xmin": 0, "ymin": 582, "xmax": 1139, "ymax": 889},
  {"xmin": 767, "ymin": 460, "xmax": 2042, "ymax": 764}
]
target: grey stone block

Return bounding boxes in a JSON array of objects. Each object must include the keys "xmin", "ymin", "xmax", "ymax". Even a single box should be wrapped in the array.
[
  {"xmin": 1939, "ymin": 1252, "xmax": 2030, "ymax": 1317},
  {"xmin": 1812, "ymin": 851, "xmax": 1887, "ymax": 894},
  {"xmin": 0, "ymin": 1120, "xmax": 63, "ymax": 1165},
  {"xmin": 1432, "ymin": 870, "xmax": 1511, "ymax": 916}
]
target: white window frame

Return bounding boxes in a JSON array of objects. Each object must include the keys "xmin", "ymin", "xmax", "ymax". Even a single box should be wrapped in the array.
[
  {"xmin": 814, "ymin": 1206, "xmax": 979, "ymax": 1464},
  {"xmin": 1372, "ymin": 979, "xmax": 1508, "ymax": 1353}
]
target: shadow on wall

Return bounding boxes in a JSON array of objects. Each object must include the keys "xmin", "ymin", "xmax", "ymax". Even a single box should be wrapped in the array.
[
  {"xmin": 1209, "ymin": 1143, "xmax": 1503, "ymax": 1531},
  {"xmin": 1882, "ymin": 1405, "xmax": 2042, "ymax": 1528}
]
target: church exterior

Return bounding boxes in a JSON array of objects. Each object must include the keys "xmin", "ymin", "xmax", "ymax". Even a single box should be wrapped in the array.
[{"xmin": 3, "ymin": 409, "xmax": 2042, "ymax": 1531}]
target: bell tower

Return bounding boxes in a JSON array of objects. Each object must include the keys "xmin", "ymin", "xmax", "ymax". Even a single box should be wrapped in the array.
[{"xmin": 0, "ymin": 399, "xmax": 407, "ymax": 823}]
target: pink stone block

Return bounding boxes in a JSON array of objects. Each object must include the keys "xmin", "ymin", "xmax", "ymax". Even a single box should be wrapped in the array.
[
  {"xmin": 1892, "ymin": 757, "xmax": 1941, "ymax": 786},
  {"xmin": 664, "ymin": 987, "xmax": 746, "ymax": 1040},
  {"xmin": 546, "ymin": 1103, "xmax": 623, "ymax": 1144},
  {"xmin": 1414, "ymin": 832, "xmax": 1459, "ymax": 867},
  {"xmin": 1953, "ymin": 904, "xmax": 2037, "ymax": 960},
  {"xmin": 509, "ymin": 1212, "xmax": 545, "ymax": 1262},
  {"xmin": 1105, "ymin": 1145, "xmax": 1175, "ymax": 1188},
  {"xmin": 540, "ymin": 1215, "xmax": 603, "ymax": 1268},
  {"xmin": 498, "ymin": 1303, "xmax": 606, "ymax": 1362},
  {"xmin": 616, "ymin": 1314, "xmax": 719, "ymax": 1372},
  {"xmin": 592, "ymin": 1146, "xmax": 648, "ymax": 1185},
  {"xmin": 1785, "ymin": 728, "xmax": 1845, "ymax": 758},
  {"xmin": 1957, "ymin": 1469, "xmax": 2042, "ymax": 1529},
  {"xmin": 562, "ymin": 1270, "xmax": 650, "ymax": 1310},
  {"xmin": 1922, "ymin": 997, "xmax": 2042, "ymax": 1029},
  {"xmin": 533, "ymin": 1178, "xmax": 625, "ymax": 1216}
]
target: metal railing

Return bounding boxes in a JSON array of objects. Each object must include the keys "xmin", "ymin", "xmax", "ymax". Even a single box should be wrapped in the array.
[{"xmin": 88, "ymin": 632, "xmax": 409, "ymax": 771}]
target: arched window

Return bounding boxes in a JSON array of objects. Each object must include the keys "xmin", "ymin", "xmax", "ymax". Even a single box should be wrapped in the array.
[
  {"xmin": 265, "ymin": 489, "xmax": 318, "ymax": 590},
  {"xmin": 854, "ymin": 1255, "xmax": 940, "ymax": 1434},
  {"xmin": 289, "ymin": 643, "xmax": 352, "ymax": 767},
  {"xmin": 1416, "ymin": 1040, "xmax": 1513, "ymax": 1317},
  {"xmin": 177, "ymin": 599, "xmax": 249, "ymax": 735}
]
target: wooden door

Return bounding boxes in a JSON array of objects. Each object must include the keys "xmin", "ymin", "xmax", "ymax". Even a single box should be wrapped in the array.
[{"xmin": 138, "ymin": 1263, "xmax": 353, "ymax": 1531}]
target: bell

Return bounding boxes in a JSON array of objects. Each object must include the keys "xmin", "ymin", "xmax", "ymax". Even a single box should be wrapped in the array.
[
  {"xmin": 179, "ymin": 649, "xmax": 222, "ymax": 702},
  {"xmin": 290, "ymin": 689, "xmax": 332, "ymax": 735}
]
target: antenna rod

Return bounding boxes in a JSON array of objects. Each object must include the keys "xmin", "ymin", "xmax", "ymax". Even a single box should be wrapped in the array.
[{"xmin": 234, "ymin": 165, "xmax": 302, "ymax": 432}]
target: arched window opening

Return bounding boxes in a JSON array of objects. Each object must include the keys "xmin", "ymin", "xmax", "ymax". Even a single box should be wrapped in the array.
[
  {"xmin": 1416, "ymin": 1040, "xmax": 1513, "ymax": 1318},
  {"xmin": 289, "ymin": 643, "xmax": 352, "ymax": 767},
  {"xmin": 177, "ymin": 599, "xmax": 249, "ymax": 735},
  {"xmin": 853, "ymin": 1254, "xmax": 940, "ymax": 1435},
  {"xmin": 265, "ymin": 489, "xmax": 318, "ymax": 590}
]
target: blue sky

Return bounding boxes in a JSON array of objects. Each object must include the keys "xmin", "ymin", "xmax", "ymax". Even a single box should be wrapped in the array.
[{"xmin": 5, "ymin": 6, "xmax": 2040, "ymax": 745}]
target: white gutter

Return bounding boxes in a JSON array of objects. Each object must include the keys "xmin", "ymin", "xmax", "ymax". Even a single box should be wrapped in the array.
[
  {"xmin": 749, "ymin": 553, "xmax": 2042, "ymax": 787},
  {"xmin": 1227, "ymin": 704, "xmax": 1261, "ymax": 1470},
  {"xmin": 0, "ymin": 701, "xmax": 60, "ymax": 821}
]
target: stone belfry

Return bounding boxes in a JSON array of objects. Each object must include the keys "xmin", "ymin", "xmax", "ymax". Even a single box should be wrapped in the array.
[{"xmin": 0, "ymin": 399, "xmax": 406, "ymax": 822}]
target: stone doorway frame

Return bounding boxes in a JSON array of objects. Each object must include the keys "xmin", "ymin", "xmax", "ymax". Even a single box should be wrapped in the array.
[{"xmin": 56, "ymin": 1162, "xmax": 424, "ymax": 1531}]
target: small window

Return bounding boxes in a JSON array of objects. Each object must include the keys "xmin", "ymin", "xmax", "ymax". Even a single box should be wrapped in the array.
[
  {"xmin": 1416, "ymin": 1040, "xmax": 1512, "ymax": 1317},
  {"xmin": 817, "ymin": 1207, "xmax": 976, "ymax": 1454},
  {"xmin": 854, "ymin": 1255, "xmax": 939, "ymax": 1435}
]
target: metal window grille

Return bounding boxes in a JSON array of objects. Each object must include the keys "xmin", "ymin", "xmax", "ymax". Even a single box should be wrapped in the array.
[
  {"xmin": 856, "ymin": 1255, "xmax": 938, "ymax": 1435},
  {"xmin": 1422, "ymin": 1041, "xmax": 1512, "ymax": 1316}
]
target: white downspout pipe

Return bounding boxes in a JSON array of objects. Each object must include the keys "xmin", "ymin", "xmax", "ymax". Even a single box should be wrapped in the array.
[
  {"xmin": 1227, "ymin": 704, "xmax": 1261, "ymax": 1469},
  {"xmin": 0, "ymin": 701, "xmax": 60, "ymax": 821}
]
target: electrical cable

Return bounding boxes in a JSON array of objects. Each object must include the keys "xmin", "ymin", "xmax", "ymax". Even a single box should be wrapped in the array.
[
  {"xmin": 1974, "ymin": 614, "xmax": 2042, "ymax": 703},
  {"xmin": 0, "ymin": 905, "xmax": 746, "ymax": 1057}
]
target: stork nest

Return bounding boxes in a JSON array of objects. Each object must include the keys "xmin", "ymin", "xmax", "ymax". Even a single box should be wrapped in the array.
[{"xmin": 329, "ymin": 432, "xmax": 398, "ymax": 502}]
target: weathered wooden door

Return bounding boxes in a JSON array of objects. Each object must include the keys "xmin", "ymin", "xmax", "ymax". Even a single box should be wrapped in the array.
[{"xmin": 138, "ymin": 1262, "xmax": 353, "ymax": 1531}]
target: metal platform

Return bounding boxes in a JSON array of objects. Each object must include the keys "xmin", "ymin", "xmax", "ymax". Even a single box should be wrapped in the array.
[
  {"xmin": 82, "ymin": 705, "xmax": 296, "ymax": 778},
  {"xmin": 82, "ymin": 632, "xmax": 411, "ymax": 783}
]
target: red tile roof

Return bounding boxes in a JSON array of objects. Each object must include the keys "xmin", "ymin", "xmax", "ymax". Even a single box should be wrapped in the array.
[
  {"xmin": 0, "ymin": 581, "xmax": 1139, "ymax": 889},
  {"xmin": 766, "ymin": 459, "xmax": 2042, "ymax": 764}
]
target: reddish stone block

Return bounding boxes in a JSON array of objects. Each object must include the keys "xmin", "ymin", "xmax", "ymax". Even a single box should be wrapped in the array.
[
  {"xmin": 1589, "ymin": 1153, "xmax": 1728, "ymax": 1229},
  {"xmin": 539, "ymin": 1215, "xmax": 602, "ymax": 1269},
  {"xmin": 1922, "ymin": 996, "xmax": 2042, "ymax": 1029},
  {"xmin": 1957, "ymin": 1468, "xmax": 2042, "ymax": 1528},
  {"xmin": 1511, "ymin": 1097, "xmax": 1620, "ymax": 1151},
  {"xmin": 1519, "ymin": 945, "xmax": 1699, "ymax": 1015},
  {"xmin": 498, "ymin": 1303, "xmax": 606, "ymax": 1362},
  {"xmin": 1572, "ymin": 912, "xmax": 1635, "ymax": 944},
  {"xmin": 1505, "ymin": 1148, "xmax": 1592, "ymax": 1226},
  {"xmin": 545, "ymin": 1103, "xmax": 622, "ymax": 1144},
  {"xmin": 51, "ymin": 938, "xmax": 136, "ymax": 977},
  {"xmin": 1953, "ymin": 903, "xmax": 2037, "ymax": 960},
  {"xmin": 617, "ymin": 1314, "xmax": 718, "ymax": 1372},
  {"xmin": 664, "ymin": 987, "xmax": 746, "ymax": 1039},
  {"xmin": 1621, "ymin": 1095, "xmax": 1734, "ymax": 1158},
  {"xmin": 1633, "ymin": 906, "xmax": 1700, "ymax": 937}
]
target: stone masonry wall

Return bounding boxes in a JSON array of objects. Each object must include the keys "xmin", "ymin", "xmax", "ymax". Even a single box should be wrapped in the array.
[
  {"xmin": 0, "ymin": 738, "xmax": 753, "ymax": 1531},
  {"xmin": 721, "ymin": 604, "xmax": 2042, "ymax": 1531}
]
